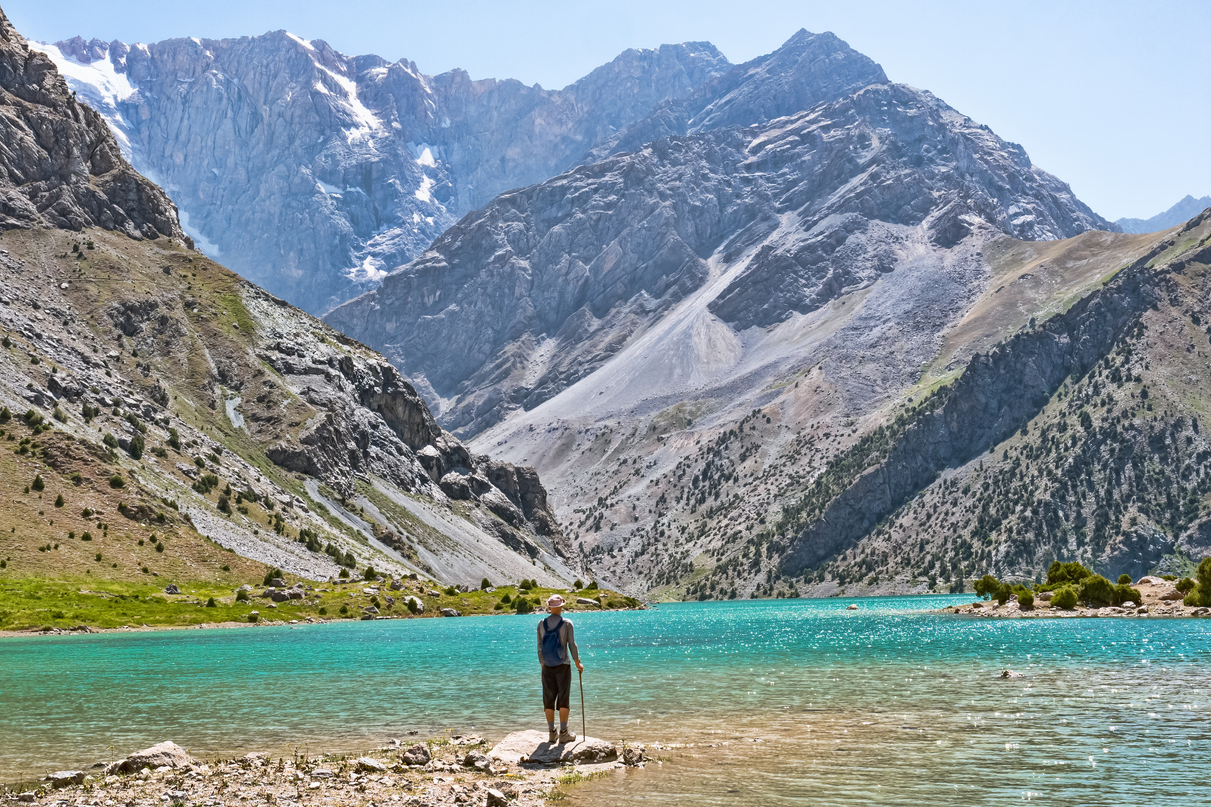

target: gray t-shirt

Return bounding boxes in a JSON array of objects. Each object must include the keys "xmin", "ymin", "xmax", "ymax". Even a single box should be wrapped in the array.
[{"xmin": 537, "ymin": 614, "xmax": 580, "ymax": 667}]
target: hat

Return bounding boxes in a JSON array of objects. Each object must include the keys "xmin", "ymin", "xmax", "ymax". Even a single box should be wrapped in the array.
[{"xmin": 547, "ymin": 594, "xmax": 565, "ymax": 608}]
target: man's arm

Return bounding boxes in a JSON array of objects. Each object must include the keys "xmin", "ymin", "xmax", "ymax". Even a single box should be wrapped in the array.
[
  {"xmin": 565, "ymin": 622, "xmax": 583, "ymax": 671},
  {"xmin": 537, "ymin": 620, "xmax": 544, "ymax": 666}
]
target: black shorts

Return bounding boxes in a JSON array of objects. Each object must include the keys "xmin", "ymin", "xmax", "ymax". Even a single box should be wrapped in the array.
[{"xmin": 541, "ymin": 663, "xmax": 572, "ymax": 710}]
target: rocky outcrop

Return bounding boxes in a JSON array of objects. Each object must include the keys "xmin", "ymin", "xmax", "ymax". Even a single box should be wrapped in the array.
[
  {"xmin": 36, "ymin": 33, "xmax": 727, "ymax": 312},
  {"xmin": 0, "ymin": 9, "xmax": 182, "ymax": 240},
  {"xmin": 327, "ymin": 70, "xmax": 1112, "ymax": 435}
]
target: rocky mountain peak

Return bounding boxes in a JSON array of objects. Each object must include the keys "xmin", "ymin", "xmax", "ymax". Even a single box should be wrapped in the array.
[{"xmin": 0, "ymin": 8, "xmax": 183, "ymax": 240}]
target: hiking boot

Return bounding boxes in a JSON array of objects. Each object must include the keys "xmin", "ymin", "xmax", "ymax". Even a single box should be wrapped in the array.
[
  {"xmin": 558, "ymin": 729, "xmax": 576, "ymax": 744},
  {"xmin": 548, "ymin": 729, "xmax": 558, "ymax": 743}
]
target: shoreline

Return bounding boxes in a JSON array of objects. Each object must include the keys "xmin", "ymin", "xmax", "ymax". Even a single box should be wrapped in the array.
[
  {"xmin": 939, "ymin": 576, "xmax": 1211, "ymax": 619},
  {"xmin": 1, "ymin": 734, "xmax": 651, "ymax": 806}
]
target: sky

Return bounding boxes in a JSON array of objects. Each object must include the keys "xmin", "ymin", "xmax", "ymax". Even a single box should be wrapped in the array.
[{"xmin": 5, "ymin": 0, "xmax": 1209, "ymax": 221}]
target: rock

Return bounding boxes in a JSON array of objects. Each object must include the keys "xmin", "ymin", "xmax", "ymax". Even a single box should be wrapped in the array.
[
  {"xmin": 576, "ymin": 597, "xmax": 601, "ymax": 606},
  {"xmin": 310, "ymin": 768, "xmax": 334, "ymax": 778},
  {"xmin": 364, "ymin": 606, "xmax": 380, "ymax": 615},
  {"xmin": 1159, "ymin": 588, "xmax": 1184, "ymax": 601},
  {"xmin": 462, "ymin": 750, "xmax": 491, "ymax": 772},
  {"xmin": 1137, "ymin": 576, "xmax": 1166, "ymax": 586},
  {"xmin": 440, "ymin": 607, "xmax": 461, "ymax": 617},
  {"xmin": 238, "ymin": 585, "xmax": 253, "ymax": 592},
  {"xmin": 1036, "ymin": 590, "xmax": 1053, "ymax": 601},
  {"xmin": 1194, "ymin": 607, "xmax": 1210, "ymax": 616},
  {"xmin": 488, "ymin": 730, "xmax": 618, "ymax": 765},
  {"xmin": 109, "ymin": 741, "xmax": 194, "ymax": 774},
  {"xmin": 163, "ymin": 584, "xmax": 180, "ymax": 595},
  {"xmin": 44, "ymin": 770, "xmax": 85, "ymax": 788},
  {"xmin": 271, "ymin": 591, "xmax": 290, "ymax": 602},
  {"xmin": 1137, "ymin": 606, "xmax": 1149, "ymax": 614},
  {"xmin": 354, "ymin": 757, "xmax": 387, "ymax": 773},
  {"xmin": 270, "ymin": 577, "xmax": 287, "ymax": 588},
  {"xmin": 287, "ymin": 589, "xmax": 305, "ymax": 600},
  {"xmin": 486, "ymin": 788, "xmax": 508, "ymax": 807},
  {"xmin": 846, "ymin": 604, "xmax": 859, "ymax": 610},
  {"xmin": 1121, "ymin": 601, "xmax": 1137, "ymax": 609},
  {"xmin": 390, "ymin": 579, "xmax": 403, "ymax": 590},
  {"xmin": 17, "ymin": 792, "xmax": 35, "ymax": 802},
  {"xmin": 400, "ymin": 744, "xmax": 431, "ymax": 766},
  {"xmin": 428, "ymin": 590, "xmax": 442, "ymax": 597},
  {"xmin": 405, "ymin": 596, "xmax": 425, "ymax": 613},
  {"xmin": 622, "ymin": 744, "xmax": 646, "ymax": 767},
  {"xmin": 999, "ymin": 670, "xmax": 1024, "ymax": 679}
]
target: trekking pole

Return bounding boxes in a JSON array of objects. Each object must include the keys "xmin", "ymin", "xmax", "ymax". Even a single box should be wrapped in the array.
[{"xmin": 578, "ymin": 668, "xmax": 586, "ymax": 738}]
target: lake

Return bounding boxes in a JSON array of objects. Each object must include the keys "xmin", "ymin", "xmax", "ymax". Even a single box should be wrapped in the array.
[{"xmin": 2, "ymin": 596, "xmax": 1208, "ymax": 805}]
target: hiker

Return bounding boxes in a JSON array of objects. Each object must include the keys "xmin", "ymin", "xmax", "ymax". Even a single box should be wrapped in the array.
[{"xmin": 538, "ymin": 593, "xmax": 584, "ymax": 743}]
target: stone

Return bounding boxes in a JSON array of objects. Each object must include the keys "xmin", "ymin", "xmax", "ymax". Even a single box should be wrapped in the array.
[
  {"xmin": 109, "ymin": 741, "xmax": 194, "ymax": 774},
  {"xmin": 270, "ymin": 577, "xmax": 287, "ymax": 587},
  {"xmin": 401, "ymin": 744, "xmax": 431, "ymax": 766},
  {"xmin": 846, "ymin": 604, "xmax": 859, "ymax": 610},
  {"xmin": 310, "ymin": 769, "xmax": 334, "ymax": 778},
  {"xmin": 405, "ymin": 596, "xmax": 425, "ymax": 613},
  {"xmin": 486, "ymin": 789, "xmax": 508, "ymax": 807},
  {"xmin": 390, "ymin": 579, "xmax": 403, "ymax": 590},
  {"xmin": 1036, "ymin": 590, "xmax": 1053, "ymax": 601},
  {"xmin": 576, "ymin": 597, "xmax": 600, "ymax": 606},
  {"xmin": 354, "ymin": 757, "xmax": 387, "ymax": 773},
  {"xmin": 440, "ymin": 608, "xmax": 461, "ymax": 617},
  {"xmin": 163, "ymin": 584, "xmax": 180, "ymax": 595},
  {"xmin": 1137, "ymin": 576, "xmax": 1166, "ymax": 586},
  {"xmin": 622, "ymin": 745, "xmax": 646, "ymax": 767},
  {"xmin": 462, "ymin": 751, "xmax": 491, "ymax": 772},
  {"xmin": 44, "ymin": 770, "xmax": 85, "ymax": 788},
  {"xmin": 1159, "ymin": 588, "xmax": 1184, "ymax": 601},
  {"xmin": 999, "ymin": 670, "xmax": 1024, "ymax": 679},
  {"xmin": 1137, "ymin": 606, "xmax": 1149, "ymax": 614},
  {"xmin": 271, "ymin": 591, "xmax": 290, "ymax": 602},
  {"xmin": 488, "ymin": 730, "xmax": 618, "ymax": 765}
]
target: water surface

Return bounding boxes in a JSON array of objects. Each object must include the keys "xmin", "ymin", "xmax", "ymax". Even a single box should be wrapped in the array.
[{"xmin": 2, "ymin": 596, "xmax": 1207, "ymax": 805}]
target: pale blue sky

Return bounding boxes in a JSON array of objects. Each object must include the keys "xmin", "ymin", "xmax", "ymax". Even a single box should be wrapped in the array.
[{"xmin": 6, "ymin": 0, "xmax": 1208, "ymax": 221}]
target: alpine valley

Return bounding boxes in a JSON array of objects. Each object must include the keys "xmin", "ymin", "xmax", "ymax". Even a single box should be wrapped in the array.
[{"xmin": 13, "ymin": 10, "xmax": 1211, "ymax": 605}]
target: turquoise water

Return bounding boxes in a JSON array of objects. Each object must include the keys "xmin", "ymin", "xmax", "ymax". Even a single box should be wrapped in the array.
[{"xmin": 2, "ymin": 596, "xmax": 1209, "ymax": 805}]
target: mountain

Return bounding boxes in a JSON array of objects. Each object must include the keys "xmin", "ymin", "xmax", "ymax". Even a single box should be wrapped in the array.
[
  {"xmin": 0, "ymin": 6, "xmax": 582, "ymax": 592},
  {"xmin": 321, "ymin": 31, "xmax": 1196, "ymax": 599},
  {"xmin": 1117, "ymin": 195, "xmax": 1211, "ymax": 233},
  {"xmin": 32, "ymin": 32, "xmax": 729, "ymax": 313}
]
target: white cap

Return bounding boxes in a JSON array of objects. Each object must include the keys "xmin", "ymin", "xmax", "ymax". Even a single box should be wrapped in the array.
[{"xmin": 547, "ymin": 593, "xmax": 565, "ymax": 608}]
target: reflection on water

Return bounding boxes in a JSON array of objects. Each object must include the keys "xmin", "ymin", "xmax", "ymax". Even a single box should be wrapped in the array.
[{"xmin": 2, "ymin": 596, "xmax": 1208, "ymax": 805}]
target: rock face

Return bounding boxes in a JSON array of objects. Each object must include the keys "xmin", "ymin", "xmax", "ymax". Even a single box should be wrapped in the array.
[
  {"xmin": 488, "ymin": 730, "xmax": 618, "ymax": 765},
  {"xmin": 327, "ymin": 41, "xmax": 1111, "ymax": 435},
  {"xmin": 0, "ymin": 10, "xmax": 584, "ymax": 590},
  {"xmin": 35, "ymin": 33, "xmax": 728, "ymax": 313},
  {"xmin": 0, "ymin": 10, "xmax": 182, "ymax": 241}
]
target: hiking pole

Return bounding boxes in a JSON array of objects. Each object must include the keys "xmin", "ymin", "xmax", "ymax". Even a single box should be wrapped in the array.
[{"xmin": 578, "ymin": 668, "xmax": 586, "ymax": 739}]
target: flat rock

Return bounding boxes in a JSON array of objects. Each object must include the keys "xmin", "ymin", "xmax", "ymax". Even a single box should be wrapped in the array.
[
  {"xmin": 489, "ymin": 730, "xmax": 618, "ymax": 765},
  {"xmin": 44, "ymin": 771, "xmax": 85, "ymax": 788},
  {"xmin": 110, "ymin": 741, "xmax": 194, "ymax": 773},
  {"xmin": 354, "ymin": 756, "xmax": 387, "ymax": 772}
]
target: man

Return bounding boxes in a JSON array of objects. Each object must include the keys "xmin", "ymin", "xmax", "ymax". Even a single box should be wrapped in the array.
[{"xmin": 537, "ymin": 593, "xmax": 584, "ymax": 743}]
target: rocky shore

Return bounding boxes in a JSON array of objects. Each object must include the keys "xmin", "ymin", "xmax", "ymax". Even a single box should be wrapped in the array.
[
  {"xmin": 944, "ymin": 576, "xmax": 1211, "ymax": 618},
  {"xmin": 1, "ymin": 733, "xmax": 648, "ymax": 807}
]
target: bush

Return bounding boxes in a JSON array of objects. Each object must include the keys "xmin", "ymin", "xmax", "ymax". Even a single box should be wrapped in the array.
[
  {"xmin": 205, "ymin": 597, "xmax": 217, "ymax": 608},
  {"xmin": 0, "ymin": 407, "xmax": 9, "ymax": 423},
  {"xmin": 519, "ymin": 579, "xmax": 533, "ymax": 590},
  {"xmin": 481, "ymin": 577, "xmax": 491, "ymax": 590},
  {"xmin": 1176, "ymin": 577, "xmax": 1196, "ymax": 594},
  {"xmin": 108, "ymin": 474, "xmax": 125, "ymax": 489},
  {"xmin": 364, "ymin": 566, "xmax": 378, "ymax": 581},
  {"xmin": 1114, "ymin": 584, "xmax": 1142, "ymax": 606},
  {"xmin": 573, "ymin": 579, "xmax": 583, "ymax": 590},
  {"xmin": 1017, "ymin": 589, "xmax": 1034, "ymax": 610},
  {"xmin": 500, "ymin": 593, "xmax": 512, "ymax": 604},
  {"xmin": 585, "ymin": 579, "xmax": 598, "ymax": 591},
  {"xmin": 1183, "ymin": 557, "xmax": 1211, "ymax": 607},
  {"xmin": 54, "ymin": 494, "xmax": 64, "ymax": 508},
  {"xmin": 31, "ymin": 474, "xmax": 45, "ymax": 492},
  {"xmin": 974, "ymin": 574, "xmax": 1003, "ymax": 601},
  {"xmin": 1041, "ymin": 561, "xmax": 1093, "ymax": 591},
  {"xmin": 406, "ymin": 598, "xmax": 420, "ymax": 614},
  {"xmin": 1052, "ymin": 586, "xmax": 1079, "ymax": 609},
  {"xmin": 155, "ymin": 542, "xmax": 164, "ymax": 553},
  {"xmin": 318, "ymin": 607, "xmax": 328, "ymax": 616},
  {"xmin": 515, "ymin": 597, "xmax": 534, "ymax": 614},
  {"xmin": 128, "ymin": 433, "xmax": 144, "ymax": 460},
  {"xmin": 235, "ymin": 589, "xmax": 250, "ymax": 602},
  {"xmin": 167, "ymin": 428, "xmax": 181, "ymax": 450},
  {"xmin": 1079, "ymin": 575, "xmax": 1115, "ymax": 607},
  {"xmin": 248, "ymin": 613, "xmax": 259, "ymax": 623},
  {"xmin": 339, "ymin": 568, "xmax": 349, "ymax": 579},
  {"xmin": 217, "ymin": 494, "xmax": 231, "ymax": 514},
  {"xmin": 263, "ymin": 568, "xmax": 283, "ymax": 586},
  {"xmin": 1117, "ymin": 574, "xmax": 1133, "ymax": 585},
  {"xmin": 103, "ymin": 433, "xmax": 118, "ymax": 449},
  {"xmin": 339, "ymin": 604, "xmax": 349, "ymax": 615}
]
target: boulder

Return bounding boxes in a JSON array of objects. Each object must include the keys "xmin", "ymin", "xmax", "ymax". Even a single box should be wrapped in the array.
[
  {"xmin": 1159, "ymin": 588, "xmax": 1184, "ymax": 601},
  {"xmin": 486, "ymin": 789, "xmax": 508, "ymax": 807},
  {"xmin": 576, "ymin": 597, "xmax": 600, "ymax": 606},
  {"xmin": 845, "ymin": 604, "xmax": 859, "ymax": 610},
  {"xmin": 269, "ymin": 577, "xmax": 287, "ymax": 588},
  {"xmin": 400, "ymin": 744, "xmax": 431, "ymax": 766},
  {"xmin": 1036, "ymin": 590, "xmax": 1053, "ymax": 601},
  {"xmin": 622, "ymin": 745, "xmax": 646, "ymax": 767},
  {"xmin": 390, "ymin": 579, "xmax": 403, "ymax": 591},
  {"xmin": 999, "ymin": 670, "xmax": 1024, "ymax": 679},
  {"xmin": 1137, "ymin": 576, "xmax": 1166, "ymax": 586},
  {"xmin": 44, "ymin": 771, "xmax": 85, "ymax": 788},
  {"xmin": 108, "ymin": 741, "xmax": 194, "ymax": 773},
  {"xmin": 405, "ymin": 596, "xmax": 425, "ymax": 613},
  {"xmin": 488, "ymin": 730, "xmax": 618, "ymax": 765},
  {"xmin": 163, "ymin": 584, "xmax": 180, "ymax": 595},
  {"xmin": 354, "ymin": 757, "xmax": 387, "ymax": 773},
  {"xmin": 462, "ymin": 750, "xmax": 491, "ymax": 772},
  {"xmin": 440, "ymin": 608, "xmax": 461, "ymax": 617},
  {"xmin": 271, "ymin": 591, "xmax": 290, "ymax": 602}
]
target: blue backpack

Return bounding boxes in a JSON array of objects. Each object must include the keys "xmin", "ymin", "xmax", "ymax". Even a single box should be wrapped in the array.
[{"xmin": 540, "ymin": 616, "xmax": 565, "ymax": 666}]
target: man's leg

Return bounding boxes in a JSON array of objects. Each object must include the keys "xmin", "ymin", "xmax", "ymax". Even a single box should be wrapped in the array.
[
  {"xmin": 542, "ymin": 667, "xmax": 558, "ymax": 742},
  {"xmin": 556, "ymin": 666, "xmax": 575, "ymax": 742}
]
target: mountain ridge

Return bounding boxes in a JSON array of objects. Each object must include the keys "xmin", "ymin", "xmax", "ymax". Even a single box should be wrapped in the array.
[{"xmin": 1117, "ymin": 194, "xmax": 1211, "ymax": 233}]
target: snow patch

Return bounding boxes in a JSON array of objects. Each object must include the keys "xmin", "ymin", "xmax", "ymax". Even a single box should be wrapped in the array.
[
  {"xmin": 346, "ymin": 255, "xmax": 388, "ymax": 283},
  {"xmin": 311, "ymin": 60, "xmax": 380, "ymax": 140},
  {"xmin": 410, "ymin": 143, "xmax": 438, "ymax": 167},
  {"xmin": 286, "ymin": 32, "xmax": 316, "ymax": 51},
  {"xmin": 179, "ymin": 210, "xmax": 221, "ymax": 257},
  {"xmin": 316, "ymin": 179, "xmax": 343, "ymax": 196},
  {"xmin": 414, "ymin": 175, "xmax": 435, "ymax": 203},
  {"xmin": 32, "ymin": 42, "xmax": 138, "ymax": 157}
]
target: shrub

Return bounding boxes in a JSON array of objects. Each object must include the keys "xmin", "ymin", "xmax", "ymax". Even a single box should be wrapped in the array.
[
  {"xmin": 515, "ymin": 597, "xmax": 534, "ymax": 614},
  {"xmin": 1052, "ymin": 586, "xmax": 1079, "ymax": 609},
  {"xmin": 500, "ymin": 593, "xmax": 512, "ymax": 604},
  {"xmin": 1042, "ymin": 561, "xmax": 1093, "ymax": 591},
  {"xmin": 128, "ymin": 433, "xmax": 144, "ymax": 460},
  {"xmin": 205, "ymin": 597, "xmax": 217, "ymax": 608},
  {"xmin": 406, "ymin": 598, "xmax": 420, "ymax": 614},
  {"xmin": 263, "ymin": 568, "xmax": 283, "ymax": 586},
  {"xmin": 1118, "ymin": 574, "xmax": 1133, "ymax": 585},
  {"xmin": 573, "ymin": 579, "xmax": 583, "ymax": 590},
  {"xmin": 339, "ymin": 568, "xmax": 349, "ymax": 579},
  {"xmin": 1017, "ymin": 589, "xmax": 1034, "ymax": 610},
  {"xmin": 364, "ymin": 566, "xmax": 378, "ymax": 581},
  {"xmin": 518, "ymin": 579, "xmax": 533, "ymax": 590},
  {"xmin": 1114, "ymin": 584, "xmax": 1142, "ymax": 606},
  {"xmin": 248, "ymin": 613, "xmax": 259, "ymax": 623},
  {"xmin": 103, "ymin": 433, "xmax": 119, "ymax": 449},
  {"xmin": 481, "ymin": 577, "xmax": 491, "ymax": 590},
  {"xmin": 1183, "ymin": 557, "xmax": 1211, "ymax": 607},
  {"xmin": 0, "ymin": 407, "xmax": 9, "ymax": 423},
  {"xmin": 585, "ymin": 580, "xmax": 598, "ymax": 591},
  {"xmin": 167, "ymin": 428, "xmax": 181, "ymax": 450},
  {"xmin": 235, "ymin": 589, "xmax": 250, "ymax": 602},
  {"xmin": 221, "ymin": 564, "xmax": 230, "ymax": 572},
  {"xmin": 444, "ymin": 585, "xmax": 458, "ymax": 596},
  {"xmin": 155, "ymin": 542, "xmax": 164, "ymax": 553},
  {"xmin": 1079, "ymin": 575, "xmax": 1115, "ymax": 607},
  {"xmin": 108, "ymin": 474, "xmax": 125, "ymax": 489},
  {"xmin": 31, "ymin": 474, "xmax": 44, "ymax": 492},
  {"xmin": 1176, "ymin": 577, "xmax": 1196, "ymax": 594},
  {"xmin": 494, "ymin": 602, "xmax": 504, "ymax": 610},
  {"xmin": 54, "ymin": 494, "xmax": 64, "ymax": 508},
  {"xmin": 217, "ymin": 494, "xmax": 231, "ymax": 514},
  {"xmin": 339, "ymin": 604, "xmax": 349, "ymax": 615},
  {"xmin": 974, "ymin": 574, "xmax": 1002, "ymax": 601},
  {"xmin": 81, "ymin": 531, "xmax": 92, "ymax": 541}
]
